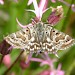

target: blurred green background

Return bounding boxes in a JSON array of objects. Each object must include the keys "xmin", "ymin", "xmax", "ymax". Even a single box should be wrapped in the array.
[{"xmin": 0, "ymin": 0, "xmax": 75, "ymax": 75}]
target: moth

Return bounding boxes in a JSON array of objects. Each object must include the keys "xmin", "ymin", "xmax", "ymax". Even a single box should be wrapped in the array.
[{"xmin": 4, "ymin": 22, "xmax": 75, "ymax": 55}]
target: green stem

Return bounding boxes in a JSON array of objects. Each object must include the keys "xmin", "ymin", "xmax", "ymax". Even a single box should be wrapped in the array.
[{"xmin": 61, "ymin": 0, "xmax": 74, "ymax": 32}]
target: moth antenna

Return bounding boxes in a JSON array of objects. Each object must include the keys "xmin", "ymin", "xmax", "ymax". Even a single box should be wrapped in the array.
[
  {"xmin": 16, "ymin": 18, "xmax": 33, "ymax": 28},
  {"xmin": 16, "ymin": 18, "xmax": 27, "ymax": 28}
]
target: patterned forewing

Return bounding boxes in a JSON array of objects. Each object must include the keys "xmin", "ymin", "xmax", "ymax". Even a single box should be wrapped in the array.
[
  {"xmin": 49, "ymin": 26, "xmax": 75, "ymax": 50},
  {"xmin": 4, "ymin": 27, "xmax": 31, "ymax": 49},
  {"xmin": 41, "ymin": 24, "xmax": 75, "ymax": 53}
]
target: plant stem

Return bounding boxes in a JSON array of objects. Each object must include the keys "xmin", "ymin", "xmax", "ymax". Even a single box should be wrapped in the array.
[
  {"xmin": 3, "ymin": 50, "xmax": 24, "ymax": 75},
  {"xmin": 61, "ymin": 0, "xmax": 74, "ymax": 32},
  {"xmin": 0, "ymin": 55, "xmax": 4, "ymax": 66}
]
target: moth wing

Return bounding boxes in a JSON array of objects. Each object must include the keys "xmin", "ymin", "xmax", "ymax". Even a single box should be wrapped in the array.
[
  {"xmin": 4, "ymin": 27, "xmax": 31, "ymax": 50},
  {"xmin": 49, "ymin": 27, "xmax": 75, "ymax": 50}
]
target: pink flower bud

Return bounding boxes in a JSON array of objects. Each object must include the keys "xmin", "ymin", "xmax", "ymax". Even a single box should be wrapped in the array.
[
  {"xmin": 3, "ymin": 54, "xmax": 11, "ymax": 68},
  {"xmin": 0, "ymin": 40, "xmax": 12, "ymax": 55},
  {"xmin": 51, "ymin": 0, "xmax": 56, "ymax": 3},
  {"xmin": 38, "ymin": 70, "xmax": 50, "ymax": 75},
  {"xmin": 20, "ymin": 60, "xmax": 30, "ymax": 69},
  {"xmin": 10, "ymin": 72, "xmax": 15, "ymax": 75},
  {"xmin": 47, "ymin": 6, "xmax": 63, "ymax": 26}
]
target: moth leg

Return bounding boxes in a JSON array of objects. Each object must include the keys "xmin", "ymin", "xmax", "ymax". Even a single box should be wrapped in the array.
[{"xmin": 35, "ymin": 50, "xmax": 43, "ymax": 56}]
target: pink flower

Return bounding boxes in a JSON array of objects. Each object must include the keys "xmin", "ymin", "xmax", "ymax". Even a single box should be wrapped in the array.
[
  {"xmin": 71, "ymin": 4, "xmax": 75, "ymax": 12},
  {"xmin": 3, "ymin": 54, "xmax": 11, "ymax": 68},
  {"xmin": 51, "ymin": 0, "xmax": 56, "ymax": 3},
  {"xmin": 28, "ymin": 0, "xmax": 33, "ymax": 5},
  {"xmin": 30, "ymin": 52, "xmax": 65, "ymax": 75},
  {"xmin": 28, "ymin": 0, "xmax": 49, "ymax": 20},
  {"xmin": 38, "ymin": 64, "xmax": 64, "ymax": 75},
  {"xmin": 58, "ymin": 0, "xmax": 75, "ymax": 12},
  {"xmin": 38, "ymin": 70, "xmax": 50, "ymax": 75},
  {"xmin": 38, "ymin": 68, "xmax": 64, "ymax": 75},
  {"xmin": 30, "ymin": 52, "xmax": 57, "ymax": 69},
  {"xmin": 0, "ymin": 0, "xmax": 4, "ymax": 5},
  {"xmin": 56, "ymin": 64, "xmax": 65, "ymax": 75}
]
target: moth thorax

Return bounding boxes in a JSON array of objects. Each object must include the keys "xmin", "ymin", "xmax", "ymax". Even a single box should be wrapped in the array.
[{"xmin": 36, "ymin": 22, "xmax": 44, "ymax": 42}]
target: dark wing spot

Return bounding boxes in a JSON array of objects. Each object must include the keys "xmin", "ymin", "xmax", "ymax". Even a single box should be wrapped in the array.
[
  {"xmin": 56, "ymin": 32, "xmax": 59, "ymax": 35},
  {"xmin": 26, "ymin": 29, "xmax": 28, "ymax": 31},
  {"xmin": 53, "ymin": 30, "xmax": 55, "ymax": 32},
  {"xmin": 46, "ymin": 32, "xmax": 47, "ymax": 33}
]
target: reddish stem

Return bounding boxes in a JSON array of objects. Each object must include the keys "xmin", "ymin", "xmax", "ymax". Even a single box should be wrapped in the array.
[{"xmin": 3, "ymin": 50, "xmax": 24, "ymax": 75}]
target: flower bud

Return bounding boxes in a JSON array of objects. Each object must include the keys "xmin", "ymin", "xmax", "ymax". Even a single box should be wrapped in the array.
[
  {"xmin": 0, "ymin": 40, "xmax": 12, "ymax": 55},
  {"xmin": 20, "ymin": 60, "xmax": 30, "ymax": 69},
  {"xmin": 47, "ymin": 6, "xmax": 63, "ymax": 26},
  {"xmin": 3, "ymin": 54, "xmax": 11, "ymax": 68}
]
